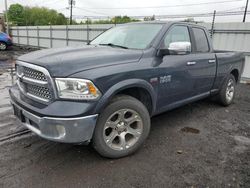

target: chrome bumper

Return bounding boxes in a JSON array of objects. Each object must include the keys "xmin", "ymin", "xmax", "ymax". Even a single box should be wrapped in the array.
[{"xmin": 11, "ymin": 100, "xmax": 98, "ymax": 143}]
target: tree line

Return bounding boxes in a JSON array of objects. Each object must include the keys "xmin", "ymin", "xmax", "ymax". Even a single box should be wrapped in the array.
[
  {"xmin": 81, "ymin": 16, "xmax": 140, "ymax": 25},
  {"xmin": 7, "ymin": 4, "xmax": 68, "ymax": 26},
  {"xmin": 7, "ymin": 4, "xmax": 144, "ymax": 26},
  {"xmin": 6, "ymin": 4, "xmax": 198, "ymax": 26}
]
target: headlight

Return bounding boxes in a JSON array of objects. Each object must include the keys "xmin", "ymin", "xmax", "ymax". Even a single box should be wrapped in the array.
[{"xmin": 55, "ymin": 78, "xmax": 101, "ymax": 100}]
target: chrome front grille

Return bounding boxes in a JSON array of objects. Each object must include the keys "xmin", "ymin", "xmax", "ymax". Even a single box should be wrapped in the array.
[
  {"xmin": 23, "ymin": 66, "xmax": 47, "ymax": 82},
  {"xmin": 26, "ymin": 84, "xmax": 52, "ymax": 101},
  {"xmin": 16, "ymin": 61, "xmax": 54, "ymax": 104}
]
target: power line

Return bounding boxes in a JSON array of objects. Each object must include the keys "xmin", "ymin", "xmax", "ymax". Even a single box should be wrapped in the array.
[
  {"xmin": 57, "ymin": 7, "xmax": 68, "ymax": 11},
  {"xmin": 75, "ymin": 7, "xmax": 110, "ymax": 16},
  {"xmin": 78, "ymin": 0, "xmax": 243, "ymax": 10},
  {"xmin": 222, "ymin": 6, "xmax": 245, "ymax": 11},
  {"xmin": 72, "ymin": 6, "xmax": 249, "ymax": 19},
  {"xmin": 5, "ymin": 0, "xmax": 248, "ymax": 22},
  {"xmin": 72, "ymin": 10, "xmax": 250, "ymax": 20},
  {"xmin": 34, "ymin": 0, "xmax": 62, "ymax": 6},
  {"xmin": 137, "ymin": 10, "xmax": 250, "ymax": 19}
]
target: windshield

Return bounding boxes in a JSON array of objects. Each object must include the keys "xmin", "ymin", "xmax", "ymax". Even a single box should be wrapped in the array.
[{"xmin": 90, "ymin": 24, "xmax": 163, "ymax": 50}]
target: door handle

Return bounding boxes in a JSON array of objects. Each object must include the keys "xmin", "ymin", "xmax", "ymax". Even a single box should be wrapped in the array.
[
  {"xmin": 187, "ymin": 61, "xmax": 196, "ymax": 66},
  {"xmin": 208, "ymin": 59, "xmax": 216, "ymax": 64}
]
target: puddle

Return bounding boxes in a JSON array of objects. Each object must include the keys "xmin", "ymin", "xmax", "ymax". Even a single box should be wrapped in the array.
[
  {"xmin": 181, "ymin": 127, "xmax": 200, "ymax": 134},
  {"xmin": 0, "ymin": 72, "xmax": 14, "ymax": 113},
  {"xmin": 0, "ymin": 59, "xmax": 16, "ymax": 85},
  {"xmin": 0, "ymin": 59, "xmax": 15, "ymax": 69},
  {"xmin": 0, "ymin": 60, "xmax": 8, "ymax": 66}
]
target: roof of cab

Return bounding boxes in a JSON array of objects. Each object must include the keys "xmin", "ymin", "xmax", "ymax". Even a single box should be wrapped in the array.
[{"xmin": 125, "ymin": 21, "xmax": 207, "ymax": 30}]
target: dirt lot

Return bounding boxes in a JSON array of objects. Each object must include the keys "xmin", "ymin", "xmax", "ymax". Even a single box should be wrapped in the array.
[{"xmin": 0, "ymin": 47, "xmax": 250, "ymax": 188}]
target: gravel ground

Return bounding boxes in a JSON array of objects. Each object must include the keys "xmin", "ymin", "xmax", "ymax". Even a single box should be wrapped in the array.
[{"xmin": 0, "ymin": 47, "xmax": 249, "ymax": 188}]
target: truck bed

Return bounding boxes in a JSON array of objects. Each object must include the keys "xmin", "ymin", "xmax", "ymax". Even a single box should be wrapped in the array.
[{"xmin": 213, "ymin": 50, "xmax": 245, "ymax": 89}]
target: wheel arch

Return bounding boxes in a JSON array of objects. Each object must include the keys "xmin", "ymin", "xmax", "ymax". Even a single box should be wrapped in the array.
[
  {"xmin": 94, "ymin": 79, "xmax": 157, "ymax": 116},
  {"xmin": 230, "ymin": 69, "xmax": 239, "ymax": 83}
]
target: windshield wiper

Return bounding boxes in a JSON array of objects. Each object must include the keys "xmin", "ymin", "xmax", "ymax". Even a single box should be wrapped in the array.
[{"xmin": 99, "ymin": 43, "xmax": 128, "ymax": 49}]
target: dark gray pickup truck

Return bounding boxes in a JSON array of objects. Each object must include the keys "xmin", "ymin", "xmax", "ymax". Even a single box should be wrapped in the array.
[{"xmin": 10, "ymin": 22, "xmax": 244, "ymax": 158}]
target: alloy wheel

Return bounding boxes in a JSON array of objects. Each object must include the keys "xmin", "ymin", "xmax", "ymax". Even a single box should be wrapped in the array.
[
  {"xmin": 0, "ymin": 42, "xmax": 7, "ymax": 50},
  {"xmin": 226, "ymin": 79, "xmax": 235, "ymax": 102},
  {"xmin": 103, "ymin": 109, "xmax": 143, "ymax": 151}
]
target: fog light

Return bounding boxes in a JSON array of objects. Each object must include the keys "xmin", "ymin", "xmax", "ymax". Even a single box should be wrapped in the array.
[{"xmin": 56, "ymin": 125, "xmax": 66, "ymax": 138}]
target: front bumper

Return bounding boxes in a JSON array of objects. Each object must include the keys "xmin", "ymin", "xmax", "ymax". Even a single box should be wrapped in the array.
[{"xmin": 11, "ymin": 100, "xmax": 98, "ymax": 143}]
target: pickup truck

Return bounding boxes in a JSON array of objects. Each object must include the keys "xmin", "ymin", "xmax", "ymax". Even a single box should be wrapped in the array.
[{"xmin": 9, "ymin": 22, "xmax": 244, "ymax": 158}]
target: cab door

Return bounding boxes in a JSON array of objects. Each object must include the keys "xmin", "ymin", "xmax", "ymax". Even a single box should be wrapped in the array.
[
  {"xmin": 156, "ymin": 25, "xmax": 197, "ymax": 110},
  {"xmin": 189, "ymin": 27, "xmax": 217, "ymax": 95}
]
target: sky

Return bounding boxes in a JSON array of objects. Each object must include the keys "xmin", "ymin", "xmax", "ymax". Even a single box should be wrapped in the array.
[{"xmin": 0, "ymin": 0, "xmax": 249, "ymax": 22}]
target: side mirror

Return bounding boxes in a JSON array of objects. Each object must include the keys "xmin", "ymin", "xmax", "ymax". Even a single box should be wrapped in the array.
[
  {"xmin": 158, "ymin": 42, "xmax": 191, "ymax": 57},
  {"xmin": 168, "ymin": 42, "xmax": 191, "ymax": 55}
]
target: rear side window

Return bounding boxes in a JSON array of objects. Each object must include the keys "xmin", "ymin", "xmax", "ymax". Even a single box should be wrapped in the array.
[{"xmin": 192, "ymin": 28, "xmax": 209, "ymax": 52}]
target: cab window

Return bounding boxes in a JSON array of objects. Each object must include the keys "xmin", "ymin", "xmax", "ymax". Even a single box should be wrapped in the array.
[{"xmin": 192, "ymin": 27, "xmax": 210, "ymax": 52}]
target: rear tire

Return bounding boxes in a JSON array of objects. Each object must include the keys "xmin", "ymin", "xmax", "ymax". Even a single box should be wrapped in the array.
[
  {"xmin": 0, "ymin": 42, "xmax": 7, "ymax": 51},
  {"xmin": 92, "ymin": 95, "xmax": 151, "ymax": 158},
  {"xmin": 217, "ymin": 74, "xmax": 236, "ymax": 106}
]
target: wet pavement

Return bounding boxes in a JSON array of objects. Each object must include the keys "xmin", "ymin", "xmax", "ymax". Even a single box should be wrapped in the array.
[
  {"xmin": 0, "ymin": 47, "xmax": 34, "ymax": 140},
  {"xmin": 0, "ymin": 46, "xmax": 249, "ymax": 188}
]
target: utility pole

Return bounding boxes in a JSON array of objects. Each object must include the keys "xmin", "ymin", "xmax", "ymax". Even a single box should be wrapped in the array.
[
  {"xmin": 69, "ymin": 0, "xmax": 75, "ymax": 25},
  {"xmin": 4, "ymin": 0, "xmax": 9, "ymax": 34},
  {"xmin": 211, "ymin": 10, "xmax": 216, "ymax": 38},
  {"xmin": 243, "ymin": 0, "xmax": 249, "ymax": 22}
]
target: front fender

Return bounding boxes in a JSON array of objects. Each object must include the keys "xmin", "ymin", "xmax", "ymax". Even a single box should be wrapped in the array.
[{"xmin": 94, "ymin": 79, "xmax": 157, "ymax": 115}]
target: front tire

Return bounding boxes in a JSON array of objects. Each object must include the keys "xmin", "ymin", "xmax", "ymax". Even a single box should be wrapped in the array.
[
  {"xmin": 217, "ymin": 74, "xmax": 236, "ymax": 106},
  {"xmin": 92, "ymin": 95, "xmax": 151, "ymax": 158}
]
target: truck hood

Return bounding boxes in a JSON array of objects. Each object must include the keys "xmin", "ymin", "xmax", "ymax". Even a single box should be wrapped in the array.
[{"xmin": 18, "ymin": 45, "xmax": 143, "ymax": 77}]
